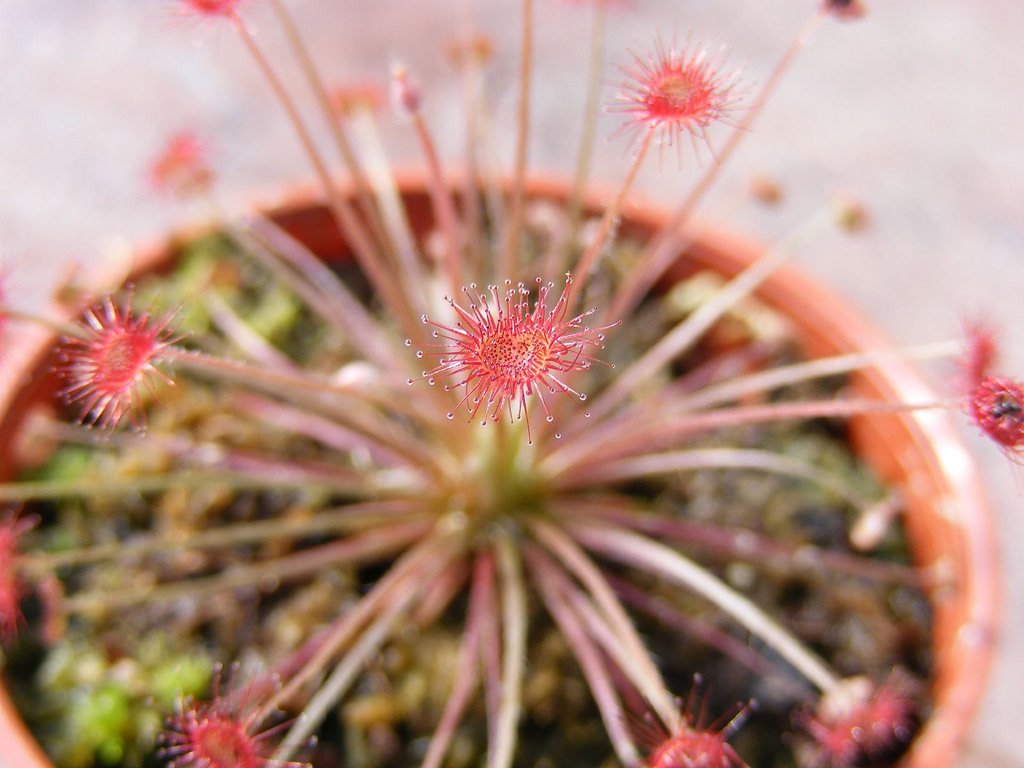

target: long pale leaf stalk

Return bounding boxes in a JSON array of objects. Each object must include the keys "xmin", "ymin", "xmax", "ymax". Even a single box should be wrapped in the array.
[
  {"xmin": 29, "ymin": 416, "xmax": 421, "ymax": 499},
  {"xmin": 531, "ymin": 538, "xmax": 682, "ymax": 731},
  {"xmin": 0, "ymin": 308, "xmax": 88, "ymax": 339},
  {"xmin": 232, "ymin": 394, "xmax": 409, "ymax": 467},
  {"xmin": 593, "ymin": 339, "xmax": 961, "ymax": 443},
  {"xmin": 256, "ymin": 532, "xmax": 453, "ymax": 720},
  {"xmin": 272, "ymin": 550, "xmax": 444, "ymax": 763},
  {"xmin": 577, "ymin": 501, "xmax": 926, "ymax": 588},
  {"xmin": 236, "ymin": 220, "xmax": 458, "ymax": 428},
  {"xmin": 413, "ymin": 555, "xmax": 470, "ymax": 627},
  {"xmin": 575, "ymin": 204, "xmax": 834, "ymax": 435},
  {"xmin": 479, "ymin": 544, "xmax": 503, "ymax": 752},
  {"xmin": 345, "ymin": 106, "xmax": 430, "ymax": 309},
  {"xmin": 234, "ymin": 217, "xmax": 460, "ymax": 423},
  {"xmin": 570, "ymin": 522, "xmax": 842, "ymax": 695},
  {"xmin": 488, "ymin": 533, "xmax": 527, "ymax": 768},
  {"xmin": 202, "ymin": 291, "xmax": 299, "ymax": 371},
  {"xmin": 608, "ymin": 575, "xmax": 808, "ymax": 691},
  {"xmin": 567, "ymin": 588, "xmax": 687, "ymax": 719},
  {"xmin": 453, "ymin": 38, "xmax": 488, "ymax": 275},
  {"xmin": 446, "ymin": 30, "xmax": 506, "ymax": 282},
  {"xmin": 674, "ymin": 340, "xmax": 961, "ymax": 415}
]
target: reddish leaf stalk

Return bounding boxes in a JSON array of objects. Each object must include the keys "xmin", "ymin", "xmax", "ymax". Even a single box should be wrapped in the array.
[
  {"xmin": 478, "ymin": 544, "xmax": 504, "ymax": 754},
  {"xmin": 266, "ymin": 0, "xmax": 394, "ymax": 260},
  {"xmin": 545, "ymin": 396, "xmax": 951, "ymax": 477},
  {"xmin": 396, "ymin": 65, "xmax": 466, "ymax": 297},
  {"xmin": 231, "ymin": 20, "xmax": 422, "ymax": 342},
  {"xmin": 527, "ymin": 517, "xmax": 680, "ymax": 730},
  {"xmin": 571, "ymin": 128, "xmax": 655, "ymax": 309},
  {"xmin": 562, "ymin": 0, "xmax": 610, "ymax": 260},
  {"xmin": 254, "ymin": 532, "xmax": 455, "ymax": 722},
  {"xmin": 553, "ymin": 447, "xmax": 875, "ymax": 511},
  {"xmin": 231, "ymin": 219, "xmax": 413, "ymax": 372},
  {"xmin": 162, "ymin": 347, "xmax": 447, "ymax": 472},
  {"xmin": 523, "ymin": 544, "xmax": 641, "ymax": 766},
  {"xmin": 419, "ymin": 551, "xmax": 494, "ymax": 768},
  {"xmin": 450, "ymin": 35, "xmax": 491, "ymax": 276},
  {"xmin": 498, "ymin": 0, "xmax": 534, "ymax": 281},
  {"xmin": 413, "ymin": 555, "xmax": 471, "ymax": 627},
  {"xmin": 673, "ymin": 340, "xmax": 962, "ymax": 416}
]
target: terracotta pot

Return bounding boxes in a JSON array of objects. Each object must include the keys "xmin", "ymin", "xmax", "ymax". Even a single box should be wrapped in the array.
[{"xmin": 0, "ymin": 175, "xmax": 998, "ymax": 768}]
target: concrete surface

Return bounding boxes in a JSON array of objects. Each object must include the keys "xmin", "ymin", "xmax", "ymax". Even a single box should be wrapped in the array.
[{"xmin": 0, "ymin": 0, "xmax": 1021, "ymax": 766}]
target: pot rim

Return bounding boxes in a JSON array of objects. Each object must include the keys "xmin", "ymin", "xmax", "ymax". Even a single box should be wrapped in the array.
[{"xmin": 0, "ymin": 172, "xmax": 999, "ymax": 768}]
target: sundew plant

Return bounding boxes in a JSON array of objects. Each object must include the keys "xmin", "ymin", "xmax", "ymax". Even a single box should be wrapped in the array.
[{"xmin": 0, "ymin": 1, "xmax": 1015, "ymax": 768}]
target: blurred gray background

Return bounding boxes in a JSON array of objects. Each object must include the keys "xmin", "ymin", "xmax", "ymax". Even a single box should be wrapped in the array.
[{"xmin": 0, "ymin": 1, "xmax": 1021, "ymax": 766}]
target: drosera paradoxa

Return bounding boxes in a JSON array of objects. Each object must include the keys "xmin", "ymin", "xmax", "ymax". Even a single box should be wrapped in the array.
[{"xmin": 0, "ymin": 1, "xmax": 1005, "ymax": 767}]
